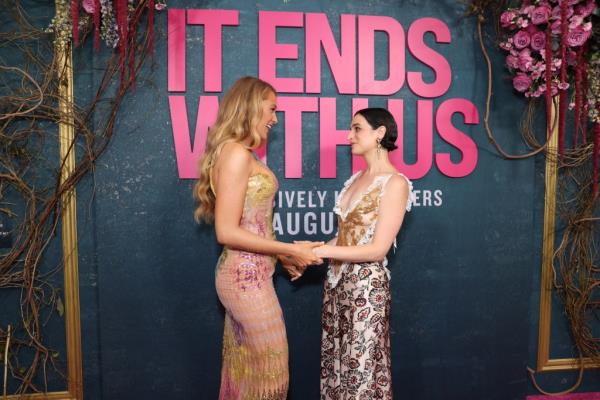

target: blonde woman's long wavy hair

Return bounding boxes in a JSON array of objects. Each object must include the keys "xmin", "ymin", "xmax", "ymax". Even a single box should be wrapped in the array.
[{"xmin": 193, "ymin": 76, "xmax": 276, "ymax": 223}]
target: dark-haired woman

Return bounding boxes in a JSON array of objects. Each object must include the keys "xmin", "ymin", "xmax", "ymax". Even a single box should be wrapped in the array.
[{"xmin": 314, "ymin": 108, "xmax": 413, "ymax": 400}]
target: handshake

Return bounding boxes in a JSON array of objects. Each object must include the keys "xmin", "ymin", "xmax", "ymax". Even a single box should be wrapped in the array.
[{"xmin": 279, "ymin": 240, "xmax": 327, "ymax": 281}]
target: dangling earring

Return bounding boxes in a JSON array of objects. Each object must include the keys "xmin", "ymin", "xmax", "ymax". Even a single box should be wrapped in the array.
[{"xmin": 376, "ymin": 138, "xmax": 382, "ymax": 159}]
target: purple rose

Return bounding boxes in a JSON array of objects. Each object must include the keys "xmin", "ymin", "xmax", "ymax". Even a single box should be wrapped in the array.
[
  {"xmin": 531, "ymin": 5, "xmax": 551, "ymax": 24},
  {"xmin": 506, "ymin": 54, "xmax": 519, "ymax": 69},
  {"xmin": 566, "ymin": 26, "xmax": 591, "ymax": 46},
  {"xmin": 513, "ymin": 30, "xmax": 531, "ymax": 49},
  {"xmin": 513, "ymin": 73, "xmax": 533, "ymax": 92},
  {"xmin": 575, "ymin": 0, "xmax": 596, "ymax": 18},
  {"xmin": 530, "ymin": 31, "xmax": 547, "ymax": 51},
  {"xmin": 501, "ymin": 10, "xmax": 518, "ymax": 28}
]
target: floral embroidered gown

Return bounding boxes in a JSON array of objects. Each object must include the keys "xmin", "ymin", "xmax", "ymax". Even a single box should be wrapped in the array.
[
  {"xmin": 214, "ymin": 172, "xmax": 288, "ymax": 400},
  {"xmin": 320, "ymin": 172, "xmax": 413, "ymax": 400}
]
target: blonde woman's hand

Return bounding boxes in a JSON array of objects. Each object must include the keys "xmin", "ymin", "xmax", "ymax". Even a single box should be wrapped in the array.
[
  {"xmin": 289, "ymin": 241, "xmax": 324, "ymax": 268},
  {"xmin": 279, "ymin": 255, "xmax": 307, "ymax": 281}
]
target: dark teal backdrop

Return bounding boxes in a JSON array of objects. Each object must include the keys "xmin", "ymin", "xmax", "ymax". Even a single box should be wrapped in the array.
[{"xmin": 4, "ymin": 0, "xmax": 600, "ymax": 399}]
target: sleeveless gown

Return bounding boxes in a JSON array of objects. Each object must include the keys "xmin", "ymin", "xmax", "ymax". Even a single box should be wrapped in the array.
[
  {"xmin": 214, "ymin": 172, "xmax": 288, "ymax": 400},
  {"xmin": 320, "ymin": 171, "xmax": 413, "ymax": 400}
]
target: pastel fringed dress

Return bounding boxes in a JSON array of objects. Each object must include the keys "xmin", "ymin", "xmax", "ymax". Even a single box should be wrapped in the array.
[
  {"xmin": 214, "ymin": 172, "xmax": 288, "ymax": 400},
  {"xmin": 320, "ymin": 172, "xmax": 413, "ymax": 400}
]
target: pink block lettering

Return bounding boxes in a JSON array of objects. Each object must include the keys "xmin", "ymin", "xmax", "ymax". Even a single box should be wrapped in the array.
[
  {"xmin": 168, "ymin": 95, "xmax": 218, "ymax": 179},
  {"xmin": 358, "ymin": 15, "xmax": 405, "ymax": 95},
  {"xmin": 187, "ymin": 9, "xmax": 239, "ymax": 92},
  {"xmin": 435, "ymin": 98, "xmax": 479, "ymax": 177},
  {"xmin": 258, "ymin": 11, "xmax": 304, "ymax": 93},
  {"xmin": 389, "ymin": 99, "xmax": 433, "ymax": 180},
  {"xmin": 320, "ymin": 98, "xmax": 368, "ymax": 178},
  {"xmin": 277, "ymin": 97, "xmax": 319, "ymax": 178},
  {"xmin": 407, "ymin": 18, "xmax": 452, "ymax": 98},
  {"xmin": 168, "ymin": 9, "xmax": 186, "ymax": 92},
  {"xmin": 305, "ymin": 13, "xmax": 356, "ymax": 94}
]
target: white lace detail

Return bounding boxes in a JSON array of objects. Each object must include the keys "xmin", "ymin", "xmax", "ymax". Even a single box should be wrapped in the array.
[{"xmin": 328, "ymin": 172, "xmax": 413, "ymax": 287}]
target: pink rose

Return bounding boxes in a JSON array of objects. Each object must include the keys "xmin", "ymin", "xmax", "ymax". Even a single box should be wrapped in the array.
[
  {"xmin": 575, "ymin": 0, "xmax": 596, "ymax": 18},
  {"xmin": 513, "ymin": 30, "xmax": 531, "ymax": 49},
  {"xmin": 521, "ymin": 5, "xmax": 535, "ymax": 15},
  {"xmin": 506, "ymin": 54, "xmax": 519, "ymax": 69},
  {"xmin": 558, "ymin": 81, "xmax": 570, "ymax": 90},
  {"xmin": 566, "ymin": 26, "xmax": 591, "ymax": 46},
  {"xmin": 82, "ymin": 0, "xmax": 96, "ymax": 14},
  {"xmin": 501, "ymin": 10, "xmax": 518, "ymax": 28},
  {"xmin": 531, "ymin": 5, "xmax": 551, "ymax": 24},
  {"xmin": 530, "ymin": 31, "xmax": 547, "ymax": 51},
  {"xmin": 552, "ymin": 5, "xmax": 574, "ymax": 20},
  {"xmin": 513, "ymin": 73, "xmax": 533, "ymax": 92}
]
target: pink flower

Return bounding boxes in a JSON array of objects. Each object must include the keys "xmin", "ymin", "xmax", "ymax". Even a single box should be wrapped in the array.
[
  {"xmin": 552, "ymin": 5, "xmax": 574, "ymax": 20},
  {"xmin": 551, "ymin": 20, "xmax": 562, "ymax": 34},
  {"xmin": 513, "ymin": 73, "xmax": 533, "ymax": 92},
  {"xmin": 530, "ymin": 31, "xmax": 546, "ymax": 51},
  {"xmin": 517, "ymin": 17, "xmax": 530, "ymax": 28},
  {"xmin": 506, "ymin": 54, "xmax": 519, "ymax": 69},
  {"xmin": 582, "ymin": 22, "xmax": 592, "ymax": 31},
  {"xmin": 569, "ymin": 15, "xmax": 584, "ymax": 29},
  {"xmin": 566, "ymin": 50, "xmax": 578, "ymax": 65},
  {"xmin": 155, "ymin": 3, "xmax": 167, "ymax": 11},
  {"xmin": 500, "ymin": 41, "xmax": 513, "ymax": 50},
  {"xmin": 531, "ymin": 5, "xmax": 552, "ymax": 24},
  {"xmin": 82, "ymin": 0, "xmax": 96, "ymax": 14},
  {"xmin": 518, "ymin": 48, "xmax": 533, "ymax": 71},
  {"xmin": 521, "ymin": 5, "xmax": 535, "ymax": 15},
  {"xmin": 575, "ymin": 0, "xmax": 596, "ymax": 18},
  {"xmin": 557, "ymin": 81, "xmax": 570, "ymax": 90},
  {"xmin": 501, "ymin": 10, "xmax": 518, "ymax": 28},
  {"xmin": 513, "ymin": 30, "xmax": 531, "ymax": 49},
  {"xmin": 566, "ymin": 26, "xmax": 591, "ymax": 46}
]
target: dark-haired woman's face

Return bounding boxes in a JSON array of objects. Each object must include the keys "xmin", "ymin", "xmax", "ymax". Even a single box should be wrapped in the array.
[{"xmin": 348, "ymin": 114, "xmax": 381, "ymax": 155}]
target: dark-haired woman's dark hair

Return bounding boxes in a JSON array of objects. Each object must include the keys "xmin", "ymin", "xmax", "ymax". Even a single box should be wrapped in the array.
[{"xmin": 354, "ymin": 108, "xmax": 398, "ymax": 151}]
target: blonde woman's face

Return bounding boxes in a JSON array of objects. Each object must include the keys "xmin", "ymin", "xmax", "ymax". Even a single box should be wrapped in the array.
[{"xmin": 258, "ymin": 91, "xmax": 278, "ymax": 141}]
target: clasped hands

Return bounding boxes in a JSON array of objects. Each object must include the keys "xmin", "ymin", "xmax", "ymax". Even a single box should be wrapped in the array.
[{"xmin": 279, "ymin": 241, "xmax": 326, "ymax": 281}]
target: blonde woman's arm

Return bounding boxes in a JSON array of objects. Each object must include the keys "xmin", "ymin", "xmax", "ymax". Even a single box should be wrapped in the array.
[{"xmin": 213, "ymin": 142, "xmax": 322, "ymax": 266}]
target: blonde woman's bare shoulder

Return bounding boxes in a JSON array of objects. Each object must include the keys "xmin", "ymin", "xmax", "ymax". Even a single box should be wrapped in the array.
[{"xmin": 217, "ymin": 142, "xmax": 253, "ymax": 169}]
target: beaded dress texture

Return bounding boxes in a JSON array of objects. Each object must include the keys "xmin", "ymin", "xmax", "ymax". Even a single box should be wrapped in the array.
[
  {"xmin": 320, "ymin": 172, "xmax": 412, "ymax": 400},
  {"xmin": 214, "ymin": 172, "xmax": 288, "ymax": 400}
]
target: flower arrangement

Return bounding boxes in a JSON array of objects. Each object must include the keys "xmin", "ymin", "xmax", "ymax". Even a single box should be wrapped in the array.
[
  {"xmin": 499, "ymin": 0, "xmax": 595, "ymax": 98},
  {"xmin": 499, "ymin": 0, "xmax": 597, "ymax": 174}
]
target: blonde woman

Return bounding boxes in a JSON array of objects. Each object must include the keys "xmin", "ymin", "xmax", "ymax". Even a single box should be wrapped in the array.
[{"xmin": 194, "ymin": 76, "xmax": 321, "ymax": 399}]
